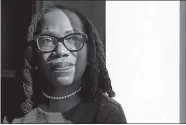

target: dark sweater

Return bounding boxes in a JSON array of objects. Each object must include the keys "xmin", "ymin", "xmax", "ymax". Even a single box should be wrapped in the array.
[
  {"xmin": 95, "ymin": 93, "xmax": 127, "ymax": 123},
  {"xmin": 3, "ymin": 93, "xmax": 127, "ymax": 123},
  {"xmin": 63, "ymin": 92, "xmax": 127, "ymax": 123}
]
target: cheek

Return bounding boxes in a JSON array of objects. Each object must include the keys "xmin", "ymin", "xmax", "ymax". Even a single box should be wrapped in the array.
[
  {"xmin": 37, "ymin": 51, "xmax": 51, "ymax": 70},
  {"xmin": 74, "ymin": 44, "xmax": 88, "ymax": 78},
  {"xmin": 78, "ymin": 44, "xmax": 88, "ymax": 66},
  {"xmin": 41, "ymin": 53, "xmax": 50, "ymax": 62}
]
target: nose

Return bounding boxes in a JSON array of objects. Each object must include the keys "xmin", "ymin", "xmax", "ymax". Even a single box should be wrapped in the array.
[{"xmin": 55, "ymin": 42, "xmax": 69, "ymax": 57}]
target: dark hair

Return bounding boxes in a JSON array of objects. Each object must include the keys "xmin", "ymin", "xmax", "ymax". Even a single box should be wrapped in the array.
[{"xmin": 9, "ymin": 4, "xmax": 115, "ymax": 121}]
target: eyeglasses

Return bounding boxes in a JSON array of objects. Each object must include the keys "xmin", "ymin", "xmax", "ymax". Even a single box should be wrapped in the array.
[{"xmin": 34, "ymin": 33, "xmax": 88, "ymax": 52}]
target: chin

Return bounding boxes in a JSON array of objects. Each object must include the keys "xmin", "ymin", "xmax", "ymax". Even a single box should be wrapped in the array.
[
  {"xmin": 58, "ymin": 76, "xmax": 74, "ymax": 86},
  {"xmin": 52, "ymin": 76, "xmax": 74, "ymax": 87},
  {"xmin": 49, "ymin": 67, "xmax": 75, "ymax": 87}
]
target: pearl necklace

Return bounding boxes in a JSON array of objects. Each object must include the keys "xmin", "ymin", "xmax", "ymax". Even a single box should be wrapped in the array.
[{"xmin": 42, "ymin": 87, "xmax": 82, "ymax": 100}]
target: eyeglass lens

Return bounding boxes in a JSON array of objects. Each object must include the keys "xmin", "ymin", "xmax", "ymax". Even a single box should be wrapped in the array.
[{"xmin": 37, "ymin": 34, "xmax": 85, "ymax": 52}]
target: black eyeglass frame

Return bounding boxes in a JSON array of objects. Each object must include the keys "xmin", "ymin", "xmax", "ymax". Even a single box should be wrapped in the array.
[{"xmin": 34, "ymin": 32, "xmax": 88, "ymax": 53}]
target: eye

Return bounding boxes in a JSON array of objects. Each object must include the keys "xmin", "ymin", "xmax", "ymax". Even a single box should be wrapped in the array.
[
  {"xmin": 39, "ymin": 36, "xmax": 56, "ymax": 44},
  {"xmin": 66, "ymin": 36, "xmax": 75, "ymax": 41},
  {"xmin": 65, "ymin": 35, "xmax": 83, "ymax": 42},
  {"xmin": 44, "ymin": 38, "xmax": 53, "ymax": 43}
]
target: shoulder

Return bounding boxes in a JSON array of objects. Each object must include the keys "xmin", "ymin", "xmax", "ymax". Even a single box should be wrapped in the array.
[
  {"xmin": 2, "ymin": 108, "xmax": 38, "ymax": 123},
  {"xmin": 96, "ymin": 93, "xmax": 127, "ymax": 124},
  {"xmin": 2, "ymin": 116, "xmax": 22, "ymax": 123}
]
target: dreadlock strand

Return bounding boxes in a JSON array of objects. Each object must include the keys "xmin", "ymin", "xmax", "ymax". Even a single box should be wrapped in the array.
[
  {"xmin": 85, "ymin": 16, "xmax": 115, "ymax": 98},
  {"xmin": 21, "ymin": 46, "xmax": 35, "ymax": 114}
]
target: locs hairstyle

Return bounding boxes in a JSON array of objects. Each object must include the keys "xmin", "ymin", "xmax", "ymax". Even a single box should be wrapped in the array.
[{"xmin": 9, "ymin": 4, "xmax": 115, "ymax": 120}]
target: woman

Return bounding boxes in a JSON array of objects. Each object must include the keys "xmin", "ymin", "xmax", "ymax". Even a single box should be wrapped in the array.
[{"xmin": 3, "ymin": 4, "xmax": 127, "ymax": 123}]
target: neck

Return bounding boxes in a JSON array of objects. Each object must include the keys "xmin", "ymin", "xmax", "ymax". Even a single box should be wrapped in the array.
[
  {"xmin": 42, "ymin": 78, "xmax": 83, "ymax": 97},
  {"xmin": 40, "ymin": 78, "xmax": 83, "ymax": 113}
]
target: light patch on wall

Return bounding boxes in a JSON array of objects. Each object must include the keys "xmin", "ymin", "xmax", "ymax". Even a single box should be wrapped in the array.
[{"xmin": 106, "ymin": 1, "xmax": 180, "ymax": 123}]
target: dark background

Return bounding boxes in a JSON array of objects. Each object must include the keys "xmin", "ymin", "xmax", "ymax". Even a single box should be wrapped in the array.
[{"xmin": 1, "ymin": 0, "xmax": 105, "ymax": 121}]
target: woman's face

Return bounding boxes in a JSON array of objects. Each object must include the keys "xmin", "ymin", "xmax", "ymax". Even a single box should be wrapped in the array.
[{"xmin": 37, "ymin": 9, "xmax": 87, "ymax": 88}]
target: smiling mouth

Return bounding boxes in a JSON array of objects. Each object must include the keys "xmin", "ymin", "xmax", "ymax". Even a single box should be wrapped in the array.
[
  {"xmin": 51, "ymin": 63, "xmax": 74, "ymax": 72},
  {"xmin": 52, "ymin": 66, "xmax": 73, "ymax": 71}
]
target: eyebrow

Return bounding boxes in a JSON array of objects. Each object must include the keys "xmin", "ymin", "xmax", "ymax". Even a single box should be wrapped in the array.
[
  {"xmin": 72, "ymin": 28, "xmax": 83, "ymax": 33},
  {"xmin": 63, "ymin": 28, "xmax": 83, "ymax": 35},
  {"xmin": 40, "ymin": 28, "xmax": 82, "ymax": 37},
  {"xmin": 64, "ymin": 30, "xmax": 74, "ymax": 35}
]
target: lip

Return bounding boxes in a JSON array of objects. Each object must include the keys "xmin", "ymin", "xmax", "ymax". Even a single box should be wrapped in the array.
[
  {"xmin": 52, "ymin": 66, "xmax": 74, "ymax": 73},
  {"xmin": 50, "ymin": 62, "xmax": 75, "ymax": 73}
]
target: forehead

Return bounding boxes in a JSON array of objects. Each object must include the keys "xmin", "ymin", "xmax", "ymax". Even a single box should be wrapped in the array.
[{"xmin": 40, "ymin": 9, "xmax": 84, "ymax": 35}]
